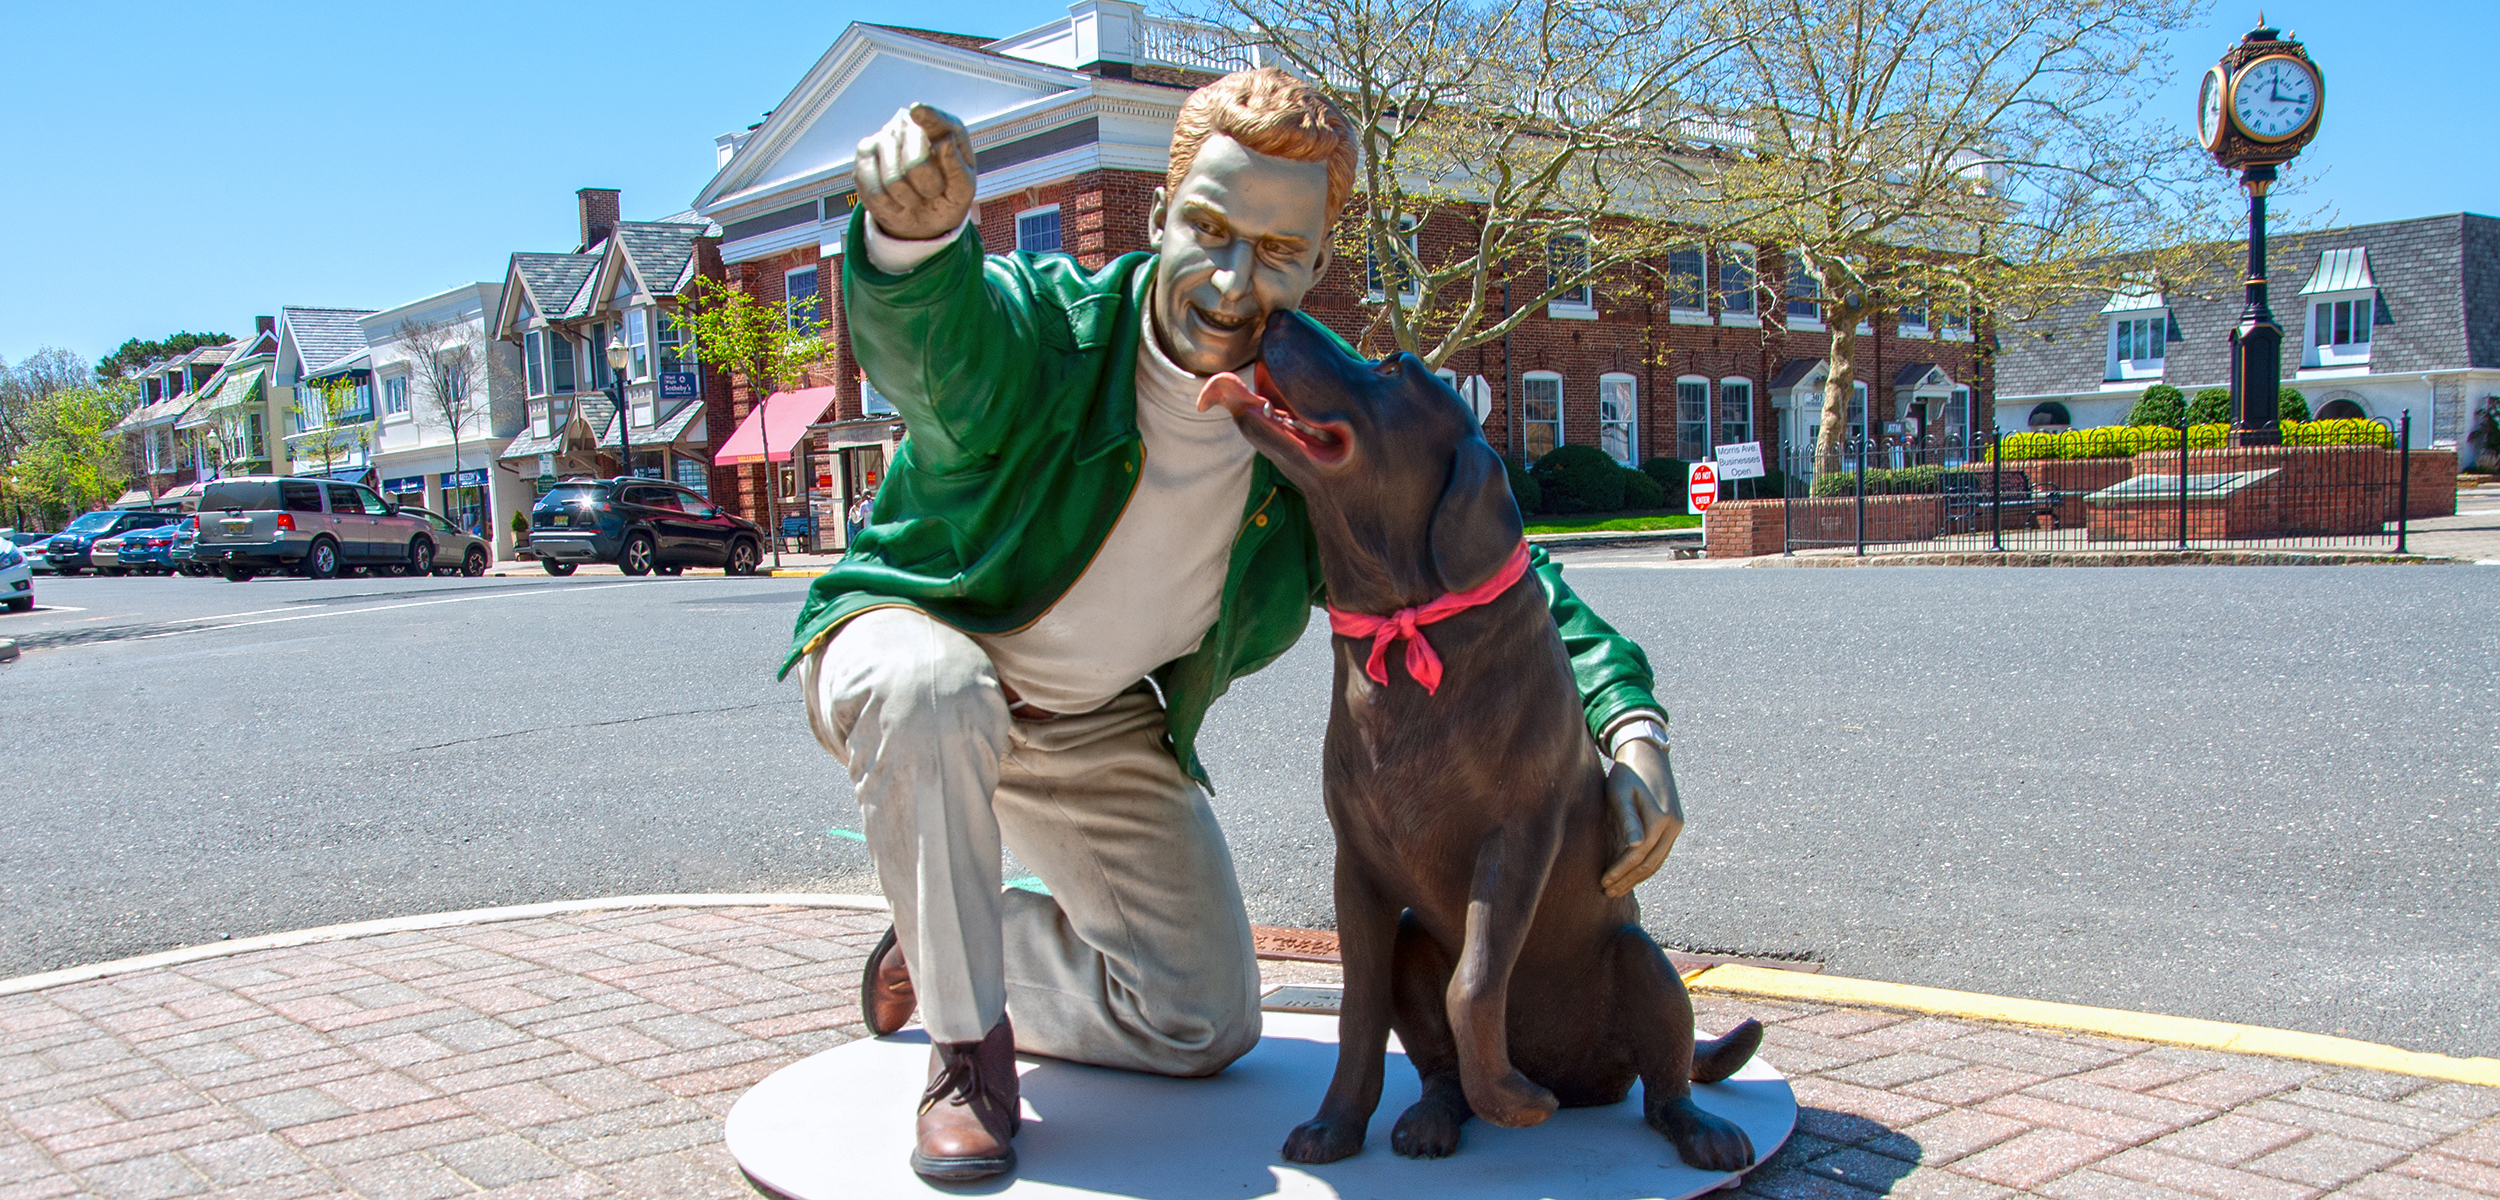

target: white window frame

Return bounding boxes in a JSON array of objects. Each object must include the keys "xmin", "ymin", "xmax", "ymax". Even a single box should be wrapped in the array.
[
  {"xmin": 2106, "ymin": 308, "xmax": 2169, "ymax": 381},
  {"xmin": 1520, "ymin": 371, "xmax": 1563, "ymax": 460},
  {"xmin": 1015, "ymin": 204, "xmax": 1063, "ymax": 253},
  {"xmin": 1782, "ymin": 258, "xmax": 1824, "ymax": 331},
  {"xmin": 1940, "ymin": 306, "xmax": 1973, "ymax": 342},
  {"xmin": 546, "ymin": 334, "xmax": 576, "ymax": 395},
  {"xmin": 522, "ymin": 331, "xmax": 547, "ymax": 397},
  {"xmin": 860, "ymin": 374, "xmax": 895, "ymax": 417},
  {"xmin": 1547, "ymin": 233, "xmax": 1596, "ymax": 318},
  {"xmin": 1365, "ymin": 216, "xmax": 1422, "ymax": 305},
  {"xmin": 1717, "ymin": 245, "xmax": 1759, "ymax": 326},
  {"xmin": 2303, "ymin": 291, "xmax": 2375, "ymax": 368},
  {"xmin": 1898, "ymin": 302, "xmax": 1932, "ymax": 339},
  {"xmin": 1598, "ymin": 373, "xmax": 1637, "ymax": 466},
  {"xmin": 784, "ymin": 265, "xmax": 821, "ymax": 331},
  {"xmin": 1674, "ymin": 376, "xmax": 1711, "ymax": 460},
  {"xmin": 1717, "ymin": 378, "xmax": 1754, "ymax": 449},
  {"xmin": 382, "ymin": 373, "xmax": 411, "ymax": 419},
  {"xmin": 1667, "ymin": 246, "xmax": 1709, "ymax": 324},
  {"xmin": 626, "ymin": 307, "xmax": 653, "ymax": 382}
]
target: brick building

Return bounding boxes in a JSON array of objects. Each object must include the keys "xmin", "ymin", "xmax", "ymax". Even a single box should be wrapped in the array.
[{"xmin": 689, "ymin": 0, "xmax": 1989, "ymax": 536}]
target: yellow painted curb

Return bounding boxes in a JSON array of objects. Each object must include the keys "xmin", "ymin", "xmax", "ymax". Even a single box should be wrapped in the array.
[
  {"xmin": 1688, "ymin": 963, "xmax": 2500, "ymax": 1087},
  {"xmin": 768, "ymin": 569, "xmax": 819, "ymax": 578}
]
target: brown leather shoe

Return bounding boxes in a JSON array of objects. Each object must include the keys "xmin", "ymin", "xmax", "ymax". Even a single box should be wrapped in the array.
[
  {"xmin": 861, "ymin": 926, "xmax": 914, "ymax": 1037},
  {"xmin": 910, "ymin": 1015, "xmax": 1020, "ymax": 1181}
]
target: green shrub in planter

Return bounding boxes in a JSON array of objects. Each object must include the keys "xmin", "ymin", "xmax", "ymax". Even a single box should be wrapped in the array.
[
  {"xmin": 2278, "ymin": 387, "xmax": 2310, "ymax": 423},
  {"xmin": 1620, "ymin": 466, "xmax": 1666, "ymax": 509},
  {"xmin": 2126, "ymin": 384, "xmax": 2187, "ymax": 429},
  {"xmin": 2189, "ymin": 387, "xmax": 2233, "ymax": 427},
  {"xmin": 1532, "ymin": 445, "xmax": 1626, "ymax": 514},
  {"xmin": 1504, "ymin": 458, "xmax": 1543, "ymax": 514}
]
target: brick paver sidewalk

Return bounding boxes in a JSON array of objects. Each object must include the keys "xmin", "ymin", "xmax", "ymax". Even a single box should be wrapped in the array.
[{"xmin": 3, "ymin": 905, "xmax": 2493, "ymax": 1199}]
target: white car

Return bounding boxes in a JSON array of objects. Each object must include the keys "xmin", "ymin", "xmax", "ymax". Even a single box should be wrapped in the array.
[{"xmin": 0, "ymin": 539, "xmax": 31, "ymax": 612}]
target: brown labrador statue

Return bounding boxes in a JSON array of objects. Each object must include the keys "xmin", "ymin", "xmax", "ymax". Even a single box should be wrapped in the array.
[{"xmin": 1199, "ymin": 311, "xmax": 1763, "ymax": 1171}]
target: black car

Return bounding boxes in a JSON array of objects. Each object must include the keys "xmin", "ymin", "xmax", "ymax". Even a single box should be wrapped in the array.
[
  {"xmin": 528, "ymin": 478, "xmax": 765, "ymax": 577},
  {"xmin": 43, "ymin": 509, "xmax": 183, "ymax": 575}
]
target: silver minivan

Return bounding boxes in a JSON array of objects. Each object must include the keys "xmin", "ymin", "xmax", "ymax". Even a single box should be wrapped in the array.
[{"xmin": 193, "ymin": 476, "xmax": 438, "ymax": 581}]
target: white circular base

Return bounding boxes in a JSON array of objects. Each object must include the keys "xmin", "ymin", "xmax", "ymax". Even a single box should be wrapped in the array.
[{"xmin": 727, "ymin": 1012, "xmax": 1795, "ymax": 1199}]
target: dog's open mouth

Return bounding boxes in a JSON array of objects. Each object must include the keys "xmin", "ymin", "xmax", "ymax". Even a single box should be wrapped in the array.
[{"xmin": 1248, "ymin": 363, "xmax": 1349, "ymax": 462}]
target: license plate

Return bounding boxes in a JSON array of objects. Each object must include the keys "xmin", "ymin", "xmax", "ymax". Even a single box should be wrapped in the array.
[
  {"xmin": 550, "ymin": 514, "xmax": 570, "ymax": 527},
  {"xmin": 223, "ymin": 520, "xmax": 251, "ymax": 532}
]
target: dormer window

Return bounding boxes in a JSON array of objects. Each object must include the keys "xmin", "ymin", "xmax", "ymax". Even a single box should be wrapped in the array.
[
  {"xmin": 2299, "ymin": 249, "xmax": 2378, "ymax": 370},
  {"xmin": 2102, "ymin": 290, "xmax": 2168, "ymax": 381}
]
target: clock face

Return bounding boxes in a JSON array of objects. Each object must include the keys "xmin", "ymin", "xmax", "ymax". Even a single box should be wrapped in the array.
[
  {"xmin": 2231, "ymin": 55, "xmax": 2319, "ymax": 142},
  {"xmin": 2197, "ymin": 66, "xmax": 2227, "ymax": 149}
]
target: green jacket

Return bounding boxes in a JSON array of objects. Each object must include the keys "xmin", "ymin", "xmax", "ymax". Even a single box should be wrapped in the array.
[{"xmin": 784, "ymin": 210, "xmax": 1662, "ymax": 788}]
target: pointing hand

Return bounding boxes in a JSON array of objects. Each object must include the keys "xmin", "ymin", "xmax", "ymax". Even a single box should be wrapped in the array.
[{"xmin": 855, "ymin": 104, "xmax": 978, "ymax": 242}]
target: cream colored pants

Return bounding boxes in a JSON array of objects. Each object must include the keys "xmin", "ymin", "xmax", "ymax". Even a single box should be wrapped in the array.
[{"xmin": 800, "ymin": 607, "xmax": 1262, "ymax": 1076}]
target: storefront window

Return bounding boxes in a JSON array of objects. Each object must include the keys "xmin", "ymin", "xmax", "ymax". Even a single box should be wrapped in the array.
[{"xmin": 674, "ymin": 456, "xmax": 709, "ymax": 496}]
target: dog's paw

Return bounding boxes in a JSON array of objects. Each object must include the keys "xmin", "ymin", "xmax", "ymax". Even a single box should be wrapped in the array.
[
  {"xmin": 1281, "ymin": 1116, "xmax": 1365, "ymax": 1164},
  {"xmin": 1390, "ymin": 1097, "xmax": 1467, "ymax": 1158},
  {"xmin": 1648, "ymin": 1095, "xmax": 1755, "ymax": 1173},
  {"xmin": 1462, "ymin": 1068, "xmax": 1557, "ymax": 1129}
]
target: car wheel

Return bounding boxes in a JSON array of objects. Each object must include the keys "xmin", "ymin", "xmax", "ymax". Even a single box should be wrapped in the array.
[
  {"xmin": 4, "ymin": 596, "xmax": 29, "ymax": 613},
  {"xmin": 620, "ymin": 533, "xmax": 655, "ymax": 576},
  {"xmin": 223, "ymin": 566, "xmax": 256, "ymax": 582},
  {"xmin": 542, "ymin": 560, "xmax": 577, "ymax": 576},
  {"xmin": 408, "ymin": 539, "xmax": 435, "ymax": 578},
  {"xmin": 462, "ymin": 547, "xmax": 487, "ymax": 577},
  {"xmin": 726, "ymin": 539, "xmax": 760, "ymax": 576},
  {"xmin": 305, "ymin": 537, "xmax": 341, "ymax": 579}
]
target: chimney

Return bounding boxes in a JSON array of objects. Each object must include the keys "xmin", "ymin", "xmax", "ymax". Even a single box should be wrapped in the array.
[
  {"xmin": 1068, "ymin": 0, "xmax": 1143, "ymax": 78},
  {"xmin": 577, "ymin": 188, "xmax": 622, "ymax": 251},
  {"xmin": 254, "ymin": 315, "xmax": 275, "ymax": 338}
]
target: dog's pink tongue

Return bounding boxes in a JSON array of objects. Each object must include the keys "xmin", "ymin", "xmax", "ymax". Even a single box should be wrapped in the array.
[{"xmin": 1196, "ymin": 372, "xmax": 1260, "ymax": 417}]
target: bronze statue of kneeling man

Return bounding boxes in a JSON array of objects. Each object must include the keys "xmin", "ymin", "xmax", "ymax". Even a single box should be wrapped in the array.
[
  {"xmin": 1202, "ymin": 313, "xmax": 1762, "ymax": 1170},
  {"xmin": 790, "ymin": 68, "xmax": 1686, "ymax": 1182}
]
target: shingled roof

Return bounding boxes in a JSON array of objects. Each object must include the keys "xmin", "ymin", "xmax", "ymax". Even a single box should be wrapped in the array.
[
  {"xmin": 512, "ymin": 253, "xmax": 600, "ymax": 320},
  {"xmin": 1997, "ymin": 213, "xmax": 2499, "ymax": 399},
  {"xmin": 613, "ymin": 221, "xmax": 715, "ymax": 296},
  {"xmin": 282, "ymin": 307, "xmax": 377, "ymax": 377}
]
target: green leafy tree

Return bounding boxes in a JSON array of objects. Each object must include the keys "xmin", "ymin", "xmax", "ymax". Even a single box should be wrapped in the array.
[
  {"xmin": 97, "ymin": 332, "xmax": 231, "ymax": 382},
  {"xmin": 666, "ymin": 276, "xmax": 834, "ymax": 556},
  {"xmin": 290, "ymin": 376, "xmax": 369, "ymax": 475},
  {"xmin": 2, "ymin": 381, "xmax": 140, "ymax": 525},
  {"xmin": 2125, "ymin": 384, "xmax": 2185, "ymax": 428},
  {"xmin": 2276, "ymin": 387, "xmax": 2309, "ymax": 423}
]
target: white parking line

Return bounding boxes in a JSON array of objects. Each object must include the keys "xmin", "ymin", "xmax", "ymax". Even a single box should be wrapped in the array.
[{"xmin": 134, "ymin": 582, "xmax": 649, "ymax": 640}]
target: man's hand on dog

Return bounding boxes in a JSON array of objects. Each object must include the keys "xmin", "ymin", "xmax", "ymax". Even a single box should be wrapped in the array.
[
  {"xmin": 1601, "ymin": 740, "xmax": 1683, "ymax": 897},
  {"xmin": 856, "ymin": 104, "xmax": 978, "ymax": 241}
]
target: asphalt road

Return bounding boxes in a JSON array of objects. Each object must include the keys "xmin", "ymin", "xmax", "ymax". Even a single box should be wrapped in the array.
[{"xmin": 5, "ymin": 559, "xmax": 2495, "ymax": 1059}]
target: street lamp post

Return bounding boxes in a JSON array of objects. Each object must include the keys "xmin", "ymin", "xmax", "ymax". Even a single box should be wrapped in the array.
[
  {"xmin": 2195, "ymin": 22, "xmax": 2323, "ymax": 446},
  {"xmin": 606, "ymin": 336, "xmax": 634, "ymax": 479}
]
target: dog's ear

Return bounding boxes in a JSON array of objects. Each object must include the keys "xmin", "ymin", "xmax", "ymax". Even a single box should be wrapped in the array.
[{"xmin": 1429, "ymin": 435, "xmax": 1525, "ymax": 593}]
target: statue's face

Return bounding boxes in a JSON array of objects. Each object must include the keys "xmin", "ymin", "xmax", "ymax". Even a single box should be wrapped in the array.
[{"xmin": 1150, "ymin": 134, "xmax": 1333, "ymax": 375}]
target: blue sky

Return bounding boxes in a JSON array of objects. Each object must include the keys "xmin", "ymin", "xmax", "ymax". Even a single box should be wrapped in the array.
[{"xmin": 3, "ymin": 1, "xmax": 2491, "ymax": 371}]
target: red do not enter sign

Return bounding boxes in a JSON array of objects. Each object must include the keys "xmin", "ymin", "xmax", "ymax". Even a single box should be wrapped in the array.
[{"xmin": 1688, "ymin": 462, "xmax": 1719, "ymax": 511}]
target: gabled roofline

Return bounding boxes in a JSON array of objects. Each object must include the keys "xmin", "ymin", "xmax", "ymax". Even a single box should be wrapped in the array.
[{"xmin": 691, "ymin": 22, "xmax": 1089, "ymax": 214}]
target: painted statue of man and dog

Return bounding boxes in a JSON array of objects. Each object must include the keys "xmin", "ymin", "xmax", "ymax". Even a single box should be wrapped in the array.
[{"xmin": 785, "ymin": 67, "xmax": 1761, "ymax": 1184}]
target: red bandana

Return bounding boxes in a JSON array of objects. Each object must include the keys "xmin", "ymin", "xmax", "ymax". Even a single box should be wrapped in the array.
[{"xmin": 1326, "ymin": 540, "xmax": 1532, "ymax": 695}]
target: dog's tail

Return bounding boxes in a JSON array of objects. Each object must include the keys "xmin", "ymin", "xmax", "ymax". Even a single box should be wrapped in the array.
[{"xmin": 1690, "ymin": 1018, "xmax": 1762, "ymax": 1084}]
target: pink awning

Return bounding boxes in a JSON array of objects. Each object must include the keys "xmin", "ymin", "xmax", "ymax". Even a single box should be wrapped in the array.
[{"xmin": 716, "ymin": 386, "xmax": 840, "ymax": 464}]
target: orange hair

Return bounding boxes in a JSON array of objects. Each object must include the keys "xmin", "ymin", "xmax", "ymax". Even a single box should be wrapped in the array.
[{"xmin": 1167, "ymin": 67, "xmax": 1358, "ymax": 220}]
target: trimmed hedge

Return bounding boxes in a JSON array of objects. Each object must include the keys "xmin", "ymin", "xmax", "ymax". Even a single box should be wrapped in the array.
[
  {"xmin": 1809, "ymin": 464, "xmax": 1945, "ymax": 497},
  {"xmin": 1640, "ymin": 457, "xmax": 1690, "ymax": 513},
  {"xmin": 1504, "ymin": 459, "xmax": 1543, "ymax": 514},
  {"xmin": 2277, "ymin": 386, "xmax": 2310, "ymax": 423},
  {"xmin": 2189, "ymin": 387, "xmax": 2233, "ymax": 427},
  {"xmin": 1987, "ymin": 420, "xmax": 2390, "ymax": 460},
  {"xmin": 1531, "ymin": 445, "xmax": 1624, "ymax": 514},
  {"xmin": 2125, "ymin": 384, "xmax": 2186, "ymax": 429},
  {"xmin": 1619, "ymin": 466, "xmax": 1666, "ymax": 509}
]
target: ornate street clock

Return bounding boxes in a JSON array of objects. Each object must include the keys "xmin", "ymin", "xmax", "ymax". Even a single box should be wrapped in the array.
[{"xmin": 2203, "ymin": 21, "xmax": 2324, "ymax": 441}]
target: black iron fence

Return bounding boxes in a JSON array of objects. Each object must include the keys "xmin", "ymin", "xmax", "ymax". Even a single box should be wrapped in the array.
[{"xmin": 1763, "ymin": 415, "xmax": 2421, "ymax": 556}]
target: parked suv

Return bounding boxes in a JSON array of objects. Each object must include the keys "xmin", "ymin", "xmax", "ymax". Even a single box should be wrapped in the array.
[
  {"xmin": 406, "ymin": 508, "xmax": 493, "ymax": 577},
  {"xmin": 43, "ymin": 510, "xmax": 182, "ymax": 575},
  {"xmin": 192, "ymin": 476, "xmax": 439, "ymax": 581},
  {"xmin": 529, "ymin": 478, "xmax": 763, "ymax": 577},
  {"xmin": 1, "ymin": 539, "xmax": 31, "ymax": 612}
]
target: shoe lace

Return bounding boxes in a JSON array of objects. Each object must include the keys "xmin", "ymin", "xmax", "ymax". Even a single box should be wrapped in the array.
[{"xmin": 919, "ymin": 1048, "xmax": 985, "ymax": 1117}]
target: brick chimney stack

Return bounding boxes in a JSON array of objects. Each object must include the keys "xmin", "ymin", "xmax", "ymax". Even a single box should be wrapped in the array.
[
  {"xmin": 577, "ymin": 188, "xmax": 622, "ymax": 252},
  {"xmin": 254, "ymin": 315, "xmax": 275, "ymax": 338}
]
